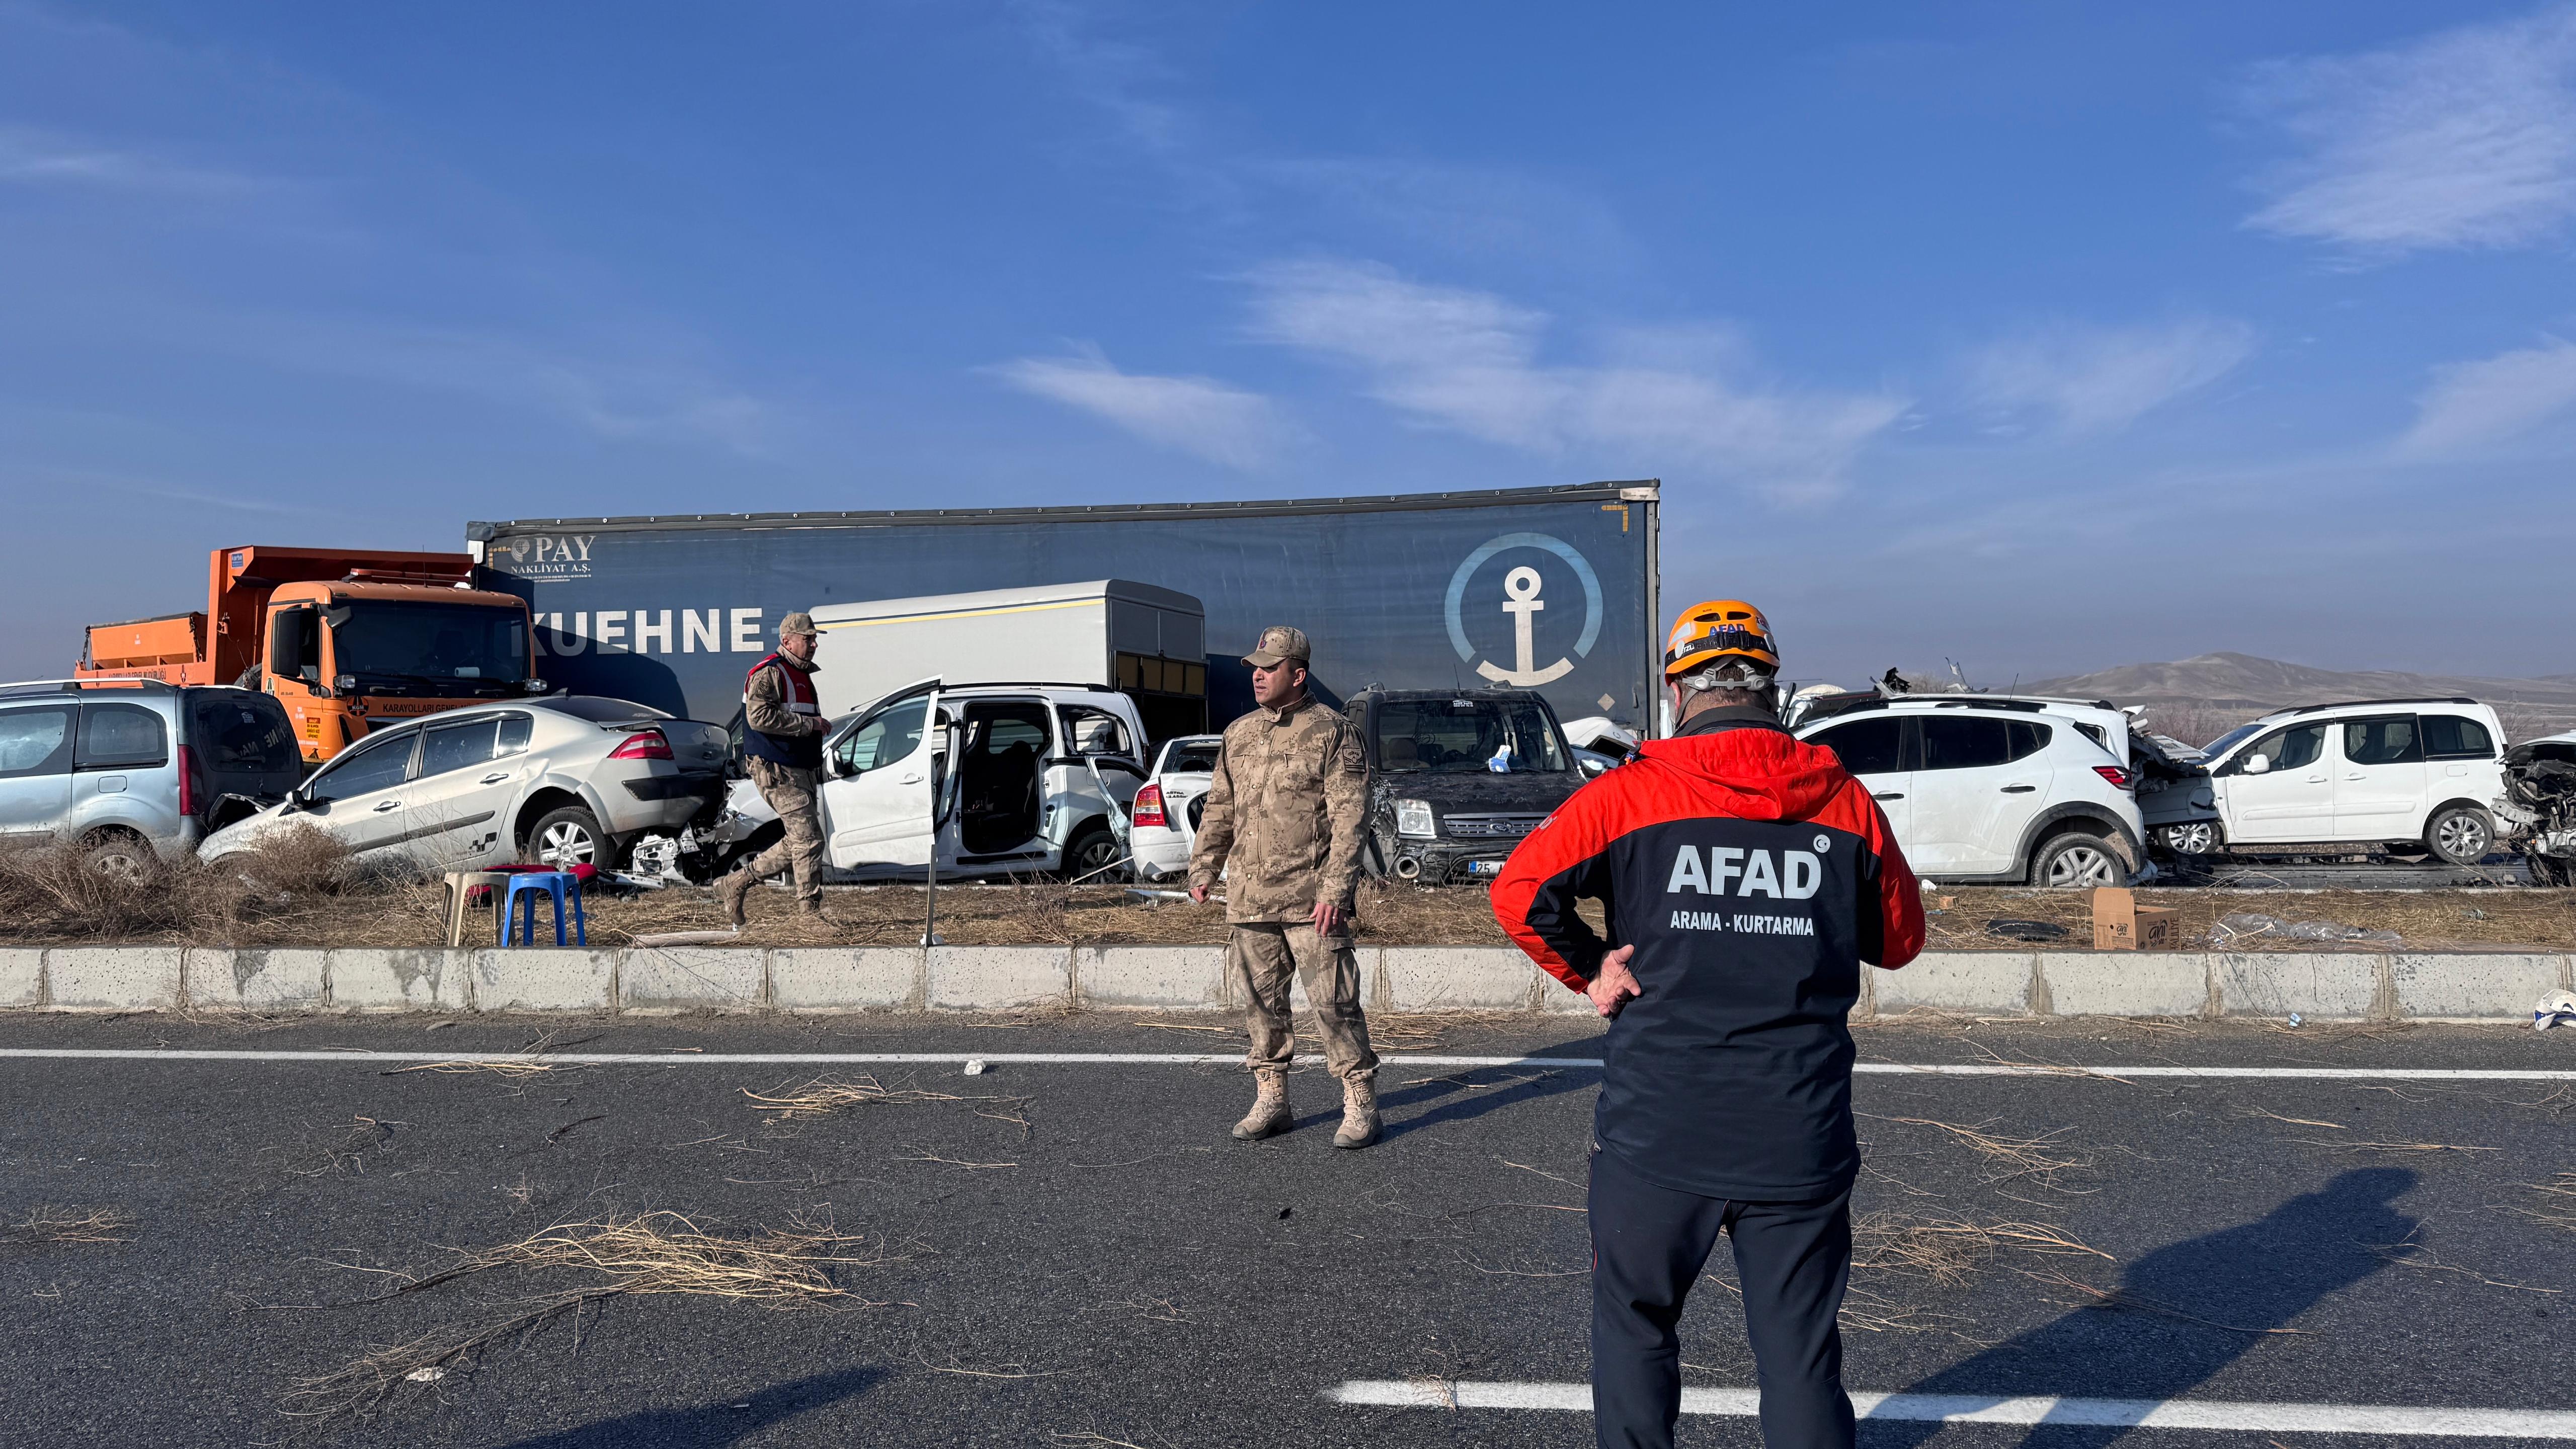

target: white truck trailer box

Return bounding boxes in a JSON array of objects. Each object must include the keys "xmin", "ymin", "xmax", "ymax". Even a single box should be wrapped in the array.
[{"xmin": 808, "ymin": 580, "xmax": 1208, "ymax": 741}]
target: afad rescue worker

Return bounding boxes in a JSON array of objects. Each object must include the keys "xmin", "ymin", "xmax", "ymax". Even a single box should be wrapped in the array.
[
  {"xmin": 1187, "ymin": 626, "xmax": 1382, "ymax": 1149},
  {"xmin": 1490, "ymin": 602, "xmax": 1924, "ymax": 1449},
  {"xmin": 716, "ymin": 612, "xmax": 830, "ymax": 924}
]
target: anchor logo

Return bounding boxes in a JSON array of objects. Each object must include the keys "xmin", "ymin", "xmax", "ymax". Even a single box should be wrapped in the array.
[{"xmin": 1444, "ymin": 533, "xmax": 1602, "ymax": 688}]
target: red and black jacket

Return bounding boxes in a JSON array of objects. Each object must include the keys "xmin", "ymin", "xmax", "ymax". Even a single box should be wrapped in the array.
[{"xmin": 1491, "ymin": 709, "xmax": 1924, "ymax": 1200}]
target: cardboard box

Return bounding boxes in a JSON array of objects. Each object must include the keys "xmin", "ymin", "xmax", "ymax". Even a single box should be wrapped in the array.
[{"xmin": 2090, "ymin": 887, "xmax": 2179, "ymax": 950}]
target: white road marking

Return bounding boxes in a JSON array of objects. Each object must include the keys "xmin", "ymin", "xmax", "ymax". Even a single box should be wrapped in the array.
[
  {"xmin": 1329, "ymin": 1380, "xmax": 2576, "ymax": 1438},
  {"xmin": 0, "ymin": 1048, "xmax": 2567, "ymax": 1079}
]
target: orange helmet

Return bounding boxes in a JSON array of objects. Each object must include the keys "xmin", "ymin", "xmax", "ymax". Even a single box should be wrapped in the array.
[{"xmin": 1663, "ymin": 600, "xmax": 1780, "ymax": 679}]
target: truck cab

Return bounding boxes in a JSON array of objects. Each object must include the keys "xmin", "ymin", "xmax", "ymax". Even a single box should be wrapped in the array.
[{"xmin": 77, "ymin": 546, "xmax": 539, "ymax": 766}]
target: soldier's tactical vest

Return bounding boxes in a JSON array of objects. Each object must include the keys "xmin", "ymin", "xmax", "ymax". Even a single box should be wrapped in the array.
[{"xmin": 741, "ymin": 653, "xmax": 824, "ymax": 769}]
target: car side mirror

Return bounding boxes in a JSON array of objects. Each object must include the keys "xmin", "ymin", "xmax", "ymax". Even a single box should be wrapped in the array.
[{"xmin": 2241, "ymin": 755, "xmax": 2270, "ymax": 776}]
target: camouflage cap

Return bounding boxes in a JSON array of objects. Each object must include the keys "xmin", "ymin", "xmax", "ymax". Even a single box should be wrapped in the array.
[
  {"xmin": 779, "ymin": 611, "xmax": 820, "ymax": 638},
  {"xmin": 1242, "ymin": 625, "xmax": 1310, "ymax": 667}
]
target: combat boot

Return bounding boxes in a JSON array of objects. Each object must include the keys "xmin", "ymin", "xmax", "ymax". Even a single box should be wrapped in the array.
[
  {"xmin": 715, "ymin": 871, "xmax": 754, "ymax": 928},
  {"xmin": 1332, "ymin": 1073, "xmax": 1379, "ymax": 1149},
  {"xmin": 1232, "ymin": 1071, "xmax": 1291, "ymax": 1141}
]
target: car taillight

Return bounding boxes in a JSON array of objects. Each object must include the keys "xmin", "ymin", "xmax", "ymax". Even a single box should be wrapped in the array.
[
  {"xmin": 179, "ymin": 744, "xmax": 204, "ymax": 817},
  {"xmin": 611, "ymin": 730, "xmax": 674, "ymax": 761},
  {"xmin": 1132, "ymin": 784, "xmax": 1166, "ymax": 828},
  {"xmin": 2094, "ymin": 765, "xmax": 2133, "ymax": 790}
]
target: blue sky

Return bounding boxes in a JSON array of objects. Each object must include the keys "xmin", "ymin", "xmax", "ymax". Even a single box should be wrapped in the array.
[{"xmin": 5, "ymin": 2, "xmax": 2573, "ymax": 686}]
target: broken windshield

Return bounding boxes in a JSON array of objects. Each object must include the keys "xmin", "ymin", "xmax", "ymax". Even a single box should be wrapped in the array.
[
  {"xmin": 1373, "ymin": 697, "xmax": 1570, "ymax": 773},
  {"xmin": 330, "ymin": 602, "xmax": 528, "ymax": 687}
]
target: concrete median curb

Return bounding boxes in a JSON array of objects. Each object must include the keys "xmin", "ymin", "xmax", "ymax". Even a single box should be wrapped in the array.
[{"xmin": 4, "ymin": 946, "xmax": 2569, "ymax": 1020}]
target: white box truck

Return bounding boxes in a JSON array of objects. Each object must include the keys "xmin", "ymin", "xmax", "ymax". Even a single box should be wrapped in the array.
[{"xmin": 807, "ymin": 580, "xmax": 1208, "ymax": 742}]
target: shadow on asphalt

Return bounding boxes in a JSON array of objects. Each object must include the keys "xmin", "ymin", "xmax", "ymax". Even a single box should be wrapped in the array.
[
  {"xmin": 1862, "ymin": 1168, "xmax": 2420, "ymax": 1446},
  {"xmin": 494, "ymin": 1365, "xmax": 882, "ymax": 1447},
  {"xmin": 1376, "ymin": 1035, "xmax": 1603, "ymax": 1144}
]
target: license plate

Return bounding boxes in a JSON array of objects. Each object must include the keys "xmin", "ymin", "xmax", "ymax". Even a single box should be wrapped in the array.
[{"xmin": 1466, "ymin": 859, "xmax": 1504, "ymax": 876}]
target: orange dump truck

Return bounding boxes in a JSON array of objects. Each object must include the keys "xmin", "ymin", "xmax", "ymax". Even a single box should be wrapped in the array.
[{"xmin": 77, "ymin": 546, "xmax": 539, "ymax": 765}]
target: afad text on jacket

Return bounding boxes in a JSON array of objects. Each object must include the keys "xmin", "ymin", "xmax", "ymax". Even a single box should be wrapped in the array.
[{"xmin": 1490, "ymin": 714, "xmax": 1924, "ymax": 1201}]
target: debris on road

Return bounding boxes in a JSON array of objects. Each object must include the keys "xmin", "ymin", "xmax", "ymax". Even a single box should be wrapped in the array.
[
  {"xmin": 3, "ymin": 1206, "xmax": 136, "ymax": 1246},
  {"xmin": 2212, "ymin": 912, "xmax": 2403, "ymax": 947}
]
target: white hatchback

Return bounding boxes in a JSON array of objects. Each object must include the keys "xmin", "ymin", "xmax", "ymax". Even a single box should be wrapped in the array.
[
  {"xmin": 1795, "ymin": 697, "xmax": 2150, "ymax": 887},
  {"xmin": 1129, "ymin": 734, "xmax": 1222, "ymax": 881},
  {"xmin": 2193, "ymin": 698, "xmax": 2506, "ymax": 865}
]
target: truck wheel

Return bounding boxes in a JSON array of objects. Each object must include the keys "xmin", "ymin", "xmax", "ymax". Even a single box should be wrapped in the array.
[
  {"xmin": 2426, "ymin": 806, "xmax": 2494, "ymax": 866},
  {"xmin": 83, "ymin": 830, "xmax": 157, "ymax": 884},
  {"xmin": 526, "ymin": 806, "xmax": 608, "ymax": 870},
  {"xmin": 2030, "ymin": 832, "xmax": 2122, "ymax": 888},
  {"xmin": 1063, "ymin": 822, "xmax": 1126, "ymax": 883}
]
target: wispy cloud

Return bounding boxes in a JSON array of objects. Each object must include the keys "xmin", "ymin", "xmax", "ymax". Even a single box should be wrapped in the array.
[
  {"xmin": 0, "ymin": 126, "xmax": 260, "ymax": 195},
  {"xmin": 2243, "ymin": 5, "xmax": 2576, "ymax": 255},
  {"xmin": 987, "ymin": 346, "xmax": 1299, "ymax": 469},
  {"xmin": 1964, "ymin": 317, "xmax": 2258, "ymax": 436},
  {"xmin": 2402, "ymin": 336, "xmax": 2576, "ymax": 454},
  {"xmin": 1244, "ymin": 259, "xmax": 1904, "ymax": 500}
]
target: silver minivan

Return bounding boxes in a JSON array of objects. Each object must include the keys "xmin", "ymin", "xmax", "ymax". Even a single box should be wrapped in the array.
[{"xmin": 0, "ymin": 679, "xmax": 303, "ymax": 874}]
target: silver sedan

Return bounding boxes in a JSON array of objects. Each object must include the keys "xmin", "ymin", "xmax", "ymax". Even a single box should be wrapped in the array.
[{"xmin": 202, "ymin": 696, "xmax": 730, "ymax": 872}]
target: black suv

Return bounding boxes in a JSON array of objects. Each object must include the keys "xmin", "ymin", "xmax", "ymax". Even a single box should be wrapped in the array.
[{"xmin": 1346, "ymin": 685, "xmax": 1589, "ymax": 884}]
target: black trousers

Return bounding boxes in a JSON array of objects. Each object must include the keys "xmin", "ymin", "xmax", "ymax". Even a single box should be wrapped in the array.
[{"xmin": 1589, "ymin": 1146, "xmax": 1855, "ymax": 1449}]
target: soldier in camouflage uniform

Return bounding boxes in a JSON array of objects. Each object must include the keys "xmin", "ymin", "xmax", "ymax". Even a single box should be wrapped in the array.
[
  {"xmin": 716, "ymin": 612, "xmax": 829, "ymax": 923},
  {"xmin": 1188, "ymin": 626, "xmax": 1382, "ymax": 1148}
]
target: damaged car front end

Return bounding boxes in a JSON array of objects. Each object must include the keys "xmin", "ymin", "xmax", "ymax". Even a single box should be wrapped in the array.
[
  {"xmin": 1352, "ymin": 685, "xmax": 1586, "ymax": 885},
  {"xmin": 2496, "ymin": 734, "xmax": 2576, "ymax": 886}
]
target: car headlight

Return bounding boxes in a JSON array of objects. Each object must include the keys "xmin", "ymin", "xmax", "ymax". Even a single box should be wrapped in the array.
[{"xmin": 1393, "ymin": 799, "xmax": 1436, "ymax": 838}]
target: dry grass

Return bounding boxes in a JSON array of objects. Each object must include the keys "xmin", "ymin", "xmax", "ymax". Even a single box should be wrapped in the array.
[
  {"xmin": 3, "ymin": 1206, "xmax": 135, "ymax": 1245},
  {"xmin": 1865, "ymin": 1115, "xmax": 2092, "ymax": 1192},
  {"xmin": 279, "ymin": 1212, "xmax": 883, "ymax": 1422},
  {"xmin": 1923, "ymin": 886, "xmax": 2576, "ymax": 953},
  {"xmin": 2508, "ymin": 1173, "xmax": 2576, "ymax": 1233},
  {"xmin": 743, "ymin": 1074, "xmax": 978, "ymax": 1118}
]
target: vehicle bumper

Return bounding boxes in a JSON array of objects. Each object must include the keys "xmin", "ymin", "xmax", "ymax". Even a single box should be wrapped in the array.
[
  {"xmin": 1130, "ymin": 826, "xmax": 1192, "ymax": 880},
  {"xmin": 1389, "ymin": 838, "xmax": 1521, "ymax": 884}
]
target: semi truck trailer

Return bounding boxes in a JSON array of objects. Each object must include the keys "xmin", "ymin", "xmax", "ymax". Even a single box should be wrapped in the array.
[
  {"xmin": 466, "ymin": 481, "xmax": 1662, "ymax": 735},
  {"xmin": 77, "ymin": 546, "xmax": 540, "ymax": 765}
]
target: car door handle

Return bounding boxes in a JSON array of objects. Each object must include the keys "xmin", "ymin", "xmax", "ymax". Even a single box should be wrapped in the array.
[
  {"xmin": 901, "ymin": 773, "xmax": 925, "ymax": 784},
  {"xmin": 2344, "ymin": 771, "xmax": 2365, "ymax": 780},
  {"xmin": 372, "ymin": 799, "xmax": 402, "ymax": 813},
  {"xmin": 480, "ymin": 772, "xmax": 512, "ymax": 784},
  {"xmin": 2307, "ymin": 774, "xmax": 2327, "ymax": 782},
  {"xmin": 1873, "ymin": 791, "xmax": 1904, "ymax": 800},
  {"xmin": 2000, "ymin": 785, "xmax": 2037, "ymax": 793}
]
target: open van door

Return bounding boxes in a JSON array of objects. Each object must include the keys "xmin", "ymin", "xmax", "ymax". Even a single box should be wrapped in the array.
[{"xmin": 818, "ymin": 683, "xmax": 942, "ymax": 873}]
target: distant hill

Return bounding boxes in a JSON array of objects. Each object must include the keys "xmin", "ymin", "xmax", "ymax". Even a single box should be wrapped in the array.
[{"xmin": 2021, "ymin": 652, "xmax": 2576, "ymax": 743}]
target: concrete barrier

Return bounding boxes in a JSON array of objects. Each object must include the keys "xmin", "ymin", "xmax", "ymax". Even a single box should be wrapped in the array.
[
  {"xmin": 2215, "ymin": 953, "xmax": 2384, "ymax": 1019},
  {"xmin": 0, "ymin": 948, "xmax": 43, "ymax": 1009},
  {"xmin": 2039, "ymin": 952, "xmax": 2211, "ymax": 1018},
  {"xmin": 334, "ymin": 948, "xmax": 470, "ymax": 1012},
  {"xmin": 45, "ymin": 947, "xmax": 183, "ymax": 1012},
  {"xmin": 186, "ymin": 948, "xmax": 327, "ymax": 1012},
  {"xmin": 1075, "ymin": 945, "xmax": 1226, "ymax": 1010},
  {"xmin": 927, "ymin": 946, "xmax": 1070, "ymax": 1011},
  {"xmin": 1378, "ymin": 947, "xmax": 1539, "ymax": 1011},
  {"xmin": 1870, "ymin": 952, "xmax": 2036, "ymax": 1017},
  {"xmin": 622, "ymin": 946, "xmax": 765, "ymax": 1013},
  {"xmin": 472, "ymin": 949, "xmax": 615, "ymax": 1013},
  {"xmin": 772, "ymin": 948, "xmax": 918, "ymax": 1012},
  {"xmin": 2, "ymin": 946, "xmax": 2563, "ymax": 1020}
]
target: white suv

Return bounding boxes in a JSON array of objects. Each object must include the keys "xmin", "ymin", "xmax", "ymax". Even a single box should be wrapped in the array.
[
  {"xmin": 1794, "ymin": 697, "xmax": 2149, "ymax": 887},
  {"xmin": 2193, "ymin": 698, "xmax": 2506, "ymax": 865}
]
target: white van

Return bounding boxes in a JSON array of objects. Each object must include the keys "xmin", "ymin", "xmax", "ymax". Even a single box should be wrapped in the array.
[
  {"xmin": 2194, "ymin": 698, "xmax": 2506, "ymax": 865},
  {"xmin": 705, "ymin": 680, "xmax": 1148, "ymax": 882}
]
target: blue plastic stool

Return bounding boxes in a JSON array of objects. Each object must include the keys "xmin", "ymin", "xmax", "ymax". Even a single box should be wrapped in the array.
[{"xmin": 501, "ymin": 871, "xmax": 586, "ymax": 947}]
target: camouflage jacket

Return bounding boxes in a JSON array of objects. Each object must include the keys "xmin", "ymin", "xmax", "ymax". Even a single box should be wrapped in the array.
[
  {"xmin": 745, "ymin": 657, "xmax": 824, "ymax": 739},
  {"xmin": 1188, "ymin": 695, "xmax": 1369, "ymax": 925}
]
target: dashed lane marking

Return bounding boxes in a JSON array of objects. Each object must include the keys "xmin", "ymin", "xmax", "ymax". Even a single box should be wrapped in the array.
[
  {"xmin": 0, "ymin": 1048, "xmax": 2568, "ymax": 1080},
  {"xmin": 1328, "ymin": 1381, "xmax": 2576, "ymax": 1438}
]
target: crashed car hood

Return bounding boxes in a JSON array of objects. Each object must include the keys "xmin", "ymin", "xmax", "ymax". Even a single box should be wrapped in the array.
[{"xmin": 1372, "ymin": 769, "xmax": 1584, "ymax": 816}]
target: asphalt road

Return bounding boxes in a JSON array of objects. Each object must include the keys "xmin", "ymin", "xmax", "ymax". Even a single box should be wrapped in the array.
[{"xmin": 2, "ymin": 1011, "xmax": 2571, "ymax": 1448}]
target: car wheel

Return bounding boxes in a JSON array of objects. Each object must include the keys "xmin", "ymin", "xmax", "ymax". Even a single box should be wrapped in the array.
[
  {"xmin": 1063, "ymin": 822, "xmax": 1127, "ymax": 882},
  {"xmin": 526, "ymin": 806, "xmax": 607, "ymax": 870},
  {"xmin": 2031, "ymin": 832, "xmax": 2123, "ymax": 889},
  {"xmin": 83, "ymin": 831, "xmax": 157, "ymax": 884},
  {"xmin": 2160, "ymin": 821, "xmax": 2218, "ymax": 855},
  {"xmin": 2426, "ymin": 806, "xmax": 2494, "ymax": 866}
]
